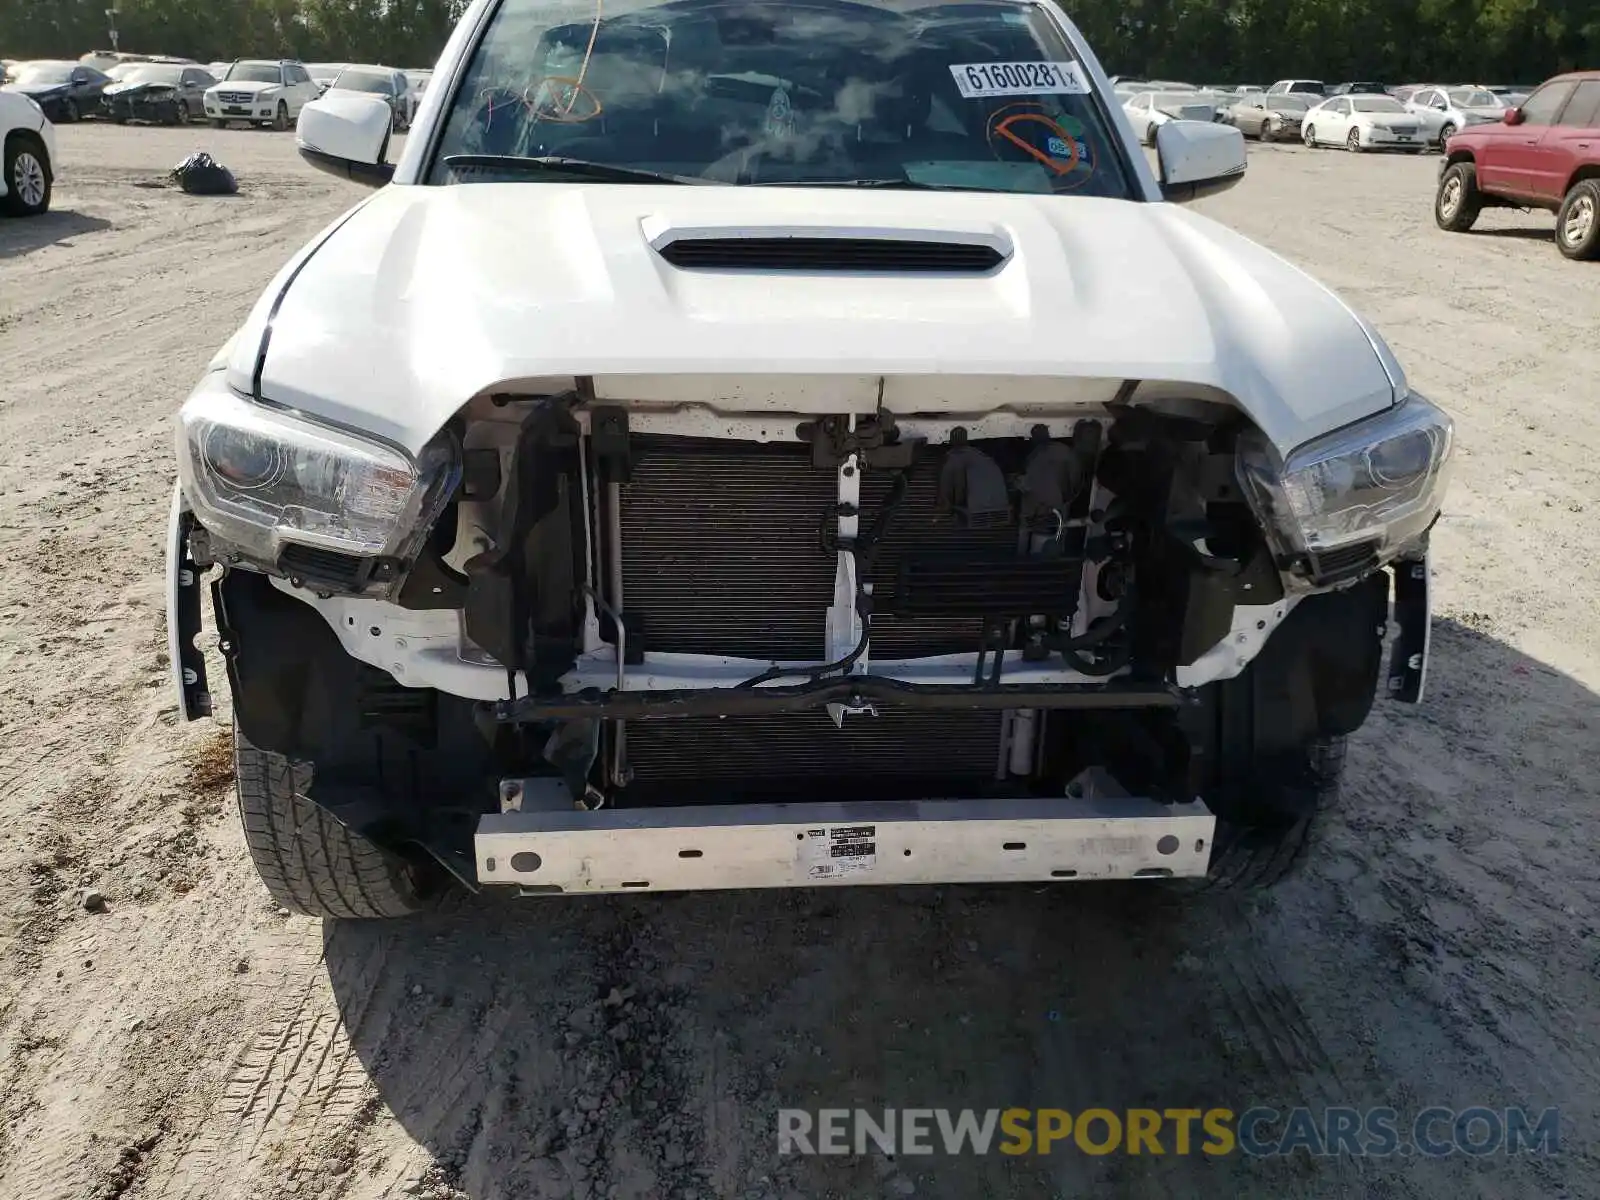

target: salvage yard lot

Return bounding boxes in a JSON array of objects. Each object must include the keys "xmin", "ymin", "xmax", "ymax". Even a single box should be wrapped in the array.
[{"xmin": 1, "ymin": 124, "xmax": 1597, "ymax": 1200}]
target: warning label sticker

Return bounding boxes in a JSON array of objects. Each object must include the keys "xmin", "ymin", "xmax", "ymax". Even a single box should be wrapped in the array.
[{"xmin": 799, "ymin": 825, "xmax": 878, "ymax": 879}]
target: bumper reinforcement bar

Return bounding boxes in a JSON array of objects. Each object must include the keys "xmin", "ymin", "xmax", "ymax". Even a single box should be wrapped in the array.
[
  {"xmin": 476, "ymin": 794, "xmax": 1215, "ymax": 893},
  {"xmin": 496, "ymin": 678, "xmax": 1186, "ymax": 723}
]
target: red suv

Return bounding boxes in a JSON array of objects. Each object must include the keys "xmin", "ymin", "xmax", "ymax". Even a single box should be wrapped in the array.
[{"xmin": 1433, "ymin": 70, "xmax": 1600, "ymax": 260}]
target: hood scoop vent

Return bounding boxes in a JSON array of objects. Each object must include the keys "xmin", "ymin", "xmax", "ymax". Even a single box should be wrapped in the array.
[{"xmin": 654, "ymin": 234, "xmax": 1007, "ymax": 274}]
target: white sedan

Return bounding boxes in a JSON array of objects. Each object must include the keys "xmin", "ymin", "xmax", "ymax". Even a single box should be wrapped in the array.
[
  {"xmin": 1120, "ymin": 90, "xmax": 1217, "ymax": 146},
  {"xmin": 1301, "ymin": 94, "xmax": 1425, "ymax": 152},
  {"xmin": 1403, "ymin": 86, "xmax": 1507, "ymax": 147}
]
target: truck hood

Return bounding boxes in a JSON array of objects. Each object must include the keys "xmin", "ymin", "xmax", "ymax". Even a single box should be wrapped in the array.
[{"xmin": 237, "ymin": 183, "xmax": 1404, "ymax": 457}]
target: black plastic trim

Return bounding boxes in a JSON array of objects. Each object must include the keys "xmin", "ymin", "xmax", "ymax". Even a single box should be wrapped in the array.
[
  {"xmin": 297, "ymin": 144, "xmax": 396, "ymax": 189},
  {"xmin": 173, "ymin": 508, "xmax": 213, "ymax": 720}
]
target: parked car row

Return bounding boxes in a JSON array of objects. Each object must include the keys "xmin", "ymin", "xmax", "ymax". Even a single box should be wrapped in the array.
[
  {"xmin": 0, "ymin": 56, "xmax": 425, "ymax": 131},
  {"xmin": 1215, "ymin": 85, "xmax": 1523, "ymax": 152}
]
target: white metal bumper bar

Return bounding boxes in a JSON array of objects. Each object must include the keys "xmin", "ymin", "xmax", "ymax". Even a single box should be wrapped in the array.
[{"xmin": 476, "ymin": 795, "xmax": 1215, "ymax": 894}]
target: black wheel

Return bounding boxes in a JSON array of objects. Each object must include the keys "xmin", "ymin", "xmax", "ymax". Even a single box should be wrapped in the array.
[
  {"xmin": 234, "ymin": 724, "xmax": 436, "ymax": 919},
  {"xmin": 1143, "ymin": 122, "xmax": 1157, "ymax": 148},
  {"xmin": 111, "ymin": 113, "xmax": 128, "ymax": 125},
  {"xmin": 1556, "ymin": 180, "xmax": 1600, "ymax": 261},
  {"xmin": 1435, "ymin": 161, "xmax": 1482, "ymax": 232},
  {"xmin": 272, "ymin": 100, "xmax": 289, "ymax": 132},
  {"xmin": 1197, "ymin": 739, "xmax": 1346, "ymax": 890},
  {"xmin": 2, "ymin": 134, "xmax": 51, "ymax": 216},
  {"xmin": 1259, "ymin": 123, "xmax": 1274, "ymax": 143},
  {"xmin": 1303, "ymin": 123, "xmax": 1316, "ymax": 147},
  {"xmin": 63, "ymin": 98, "xmax": 81, "ymax": 123},
  {"xmin": 1437, "ymin": 122, "xmax": 1455, "ymax": 148},
  {"xmin": 174, "ymin": 100, "xmax": 190, "ymax": 126},
  {"xmin": 1168, "ymin": 574, "xmax": 1386, "ymax": 893},
  {"xmin": 1346, "ymin": 128, "xmax": 1362, "ymax": 152}
]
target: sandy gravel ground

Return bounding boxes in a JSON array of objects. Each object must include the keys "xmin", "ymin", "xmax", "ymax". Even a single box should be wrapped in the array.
[{"xmin": 0, "ymin": 125, "xmax": 1597, "ymax": 1200}]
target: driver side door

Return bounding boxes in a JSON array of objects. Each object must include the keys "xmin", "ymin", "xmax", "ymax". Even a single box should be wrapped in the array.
[
  {"xmin": 1322, "ymin": 99, "xmax": 1353, "ymax": 141},
  {"xmin": 1491, "ymin": 80, "xmax": 1578, "ymax": 200},
  {"xmin": 286, "ymin": 65, "xmax": 319, "ymax": 115},
  {"xmin": 1407, "ymin": 89, "xmax": 1446, "ymax": 139}
]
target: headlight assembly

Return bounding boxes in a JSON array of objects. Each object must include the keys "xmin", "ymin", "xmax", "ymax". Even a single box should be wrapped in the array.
[
  {"xmin": 1238, "ymin": 392, "xmax": 1453, "ymax": 582},
  {"xmin": 176, "ymin": 377, "xmax": 456, "ymax": 567}
]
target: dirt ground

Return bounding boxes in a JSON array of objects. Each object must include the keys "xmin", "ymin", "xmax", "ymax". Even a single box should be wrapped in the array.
[{"xmin": 0, "ymin": 124, "xmax": 1597, "ymax": 1200}]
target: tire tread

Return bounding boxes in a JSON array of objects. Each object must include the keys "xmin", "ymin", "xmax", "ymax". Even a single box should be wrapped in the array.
[
  {"xmin": 1194, "ymin": 737, "xmax": 1346, "ymax": 892},
  {"xmin": 234, "ymin": 729, "xmax": 426, "ymax": 919}
]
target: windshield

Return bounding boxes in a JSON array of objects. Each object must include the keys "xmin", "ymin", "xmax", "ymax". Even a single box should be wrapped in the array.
[
  {"xmin": 308, "ymin": 65, "xmax": 344, "ymax": 81},
  {"xmin": 1152, "ymin": 92, "xmax": 1201, "ymax": 108},
  {"xmin": 335, "ymin": 68, "xmax": 394, "ymax": 93},
  {"xmin": 1267, "ymin": 96, "xmax": 1310, "ymax": 113},
  {"xmin": 226, "ymin": 62, "xmax": 283, "ymax": 84},
  {"xmin": 12, "ymin": 63, "xmax": 76, "ymax": 86},
  {"xmin": 119, "ymin": 65, "xmax": 185, "ymax": 85},
  {"xmin": 1352, "ymin": 97, "xmax": 1404, "ymax": 113},
  {"xmin": 429, "ymin": 0, "xmax": 1135, "ymax": 198},
  {"xmin": 1448, "ymin": 88, "xmax": 1498, "ymax": 107}
]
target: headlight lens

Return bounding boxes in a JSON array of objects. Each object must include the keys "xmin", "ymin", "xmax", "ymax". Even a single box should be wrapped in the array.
[
  {"xmin": 1238, "ymin": 392, "xmax": 1453, "ymax": 576},
  {"xmin": 176, "ymin": 378, "xmax": 456, "ymax": 564}
]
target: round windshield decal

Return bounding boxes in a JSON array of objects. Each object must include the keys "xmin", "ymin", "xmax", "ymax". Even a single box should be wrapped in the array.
[{"xmin": 986, "ymin": 104, "xmax": 1096, "ymax": 189}]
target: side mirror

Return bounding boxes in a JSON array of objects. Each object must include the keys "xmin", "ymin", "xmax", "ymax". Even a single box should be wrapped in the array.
[
  {"xmin": 1155, "ymin": 120, "xmax": 1246, "ymax": 203},
  {"xmin": 296, "ymin": 95, "xmax": 395, "ymax": 188},
  {"xmin": 1503, "ymin": 108, "xmax": 1524, "ymax": 125}
]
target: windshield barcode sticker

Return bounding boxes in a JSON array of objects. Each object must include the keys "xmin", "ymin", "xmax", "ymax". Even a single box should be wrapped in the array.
[
  {"xmin": 949, "ymin": 62, "xmax": 1089, "ymax": 98},
  {"xmin": 800, "ymin": 825, "xmax": 877, "ymax": 879}
]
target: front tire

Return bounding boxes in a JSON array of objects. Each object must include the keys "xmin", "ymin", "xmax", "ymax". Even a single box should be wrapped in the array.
[
  {"xmin": 1556, "ymin": 180, "xmax": 1600, "ymax": 261},
  {"xmin": 1303, "ymin": 123, "xmax": 1316, "ymax": 147},
  {"xmin": 272, "ymin": 101, "xmax": 289, "ymax": 132},
  {"xmin": 234, "ymin": 725, "xmax": 436, "ymax": 919},
  {"xmin": 63, "ymin": 98, "xmax": 81, "ymax": 123},
  {"xmin": 1200, "ymin": 739, "xmax": 1346, "ymax": 890},
  {"xmin": 1437, "ymin": 122, "xmax": 1455, "ymax": 149},
  {"xmin": 1435, "ymin": 161, "xmax": 1482, "ymax": 232},
  {"xmin": 1346, "ymin": 128, "xmax": 1362, "ymax": 152},
  {"xmin": 2, "ymin": 135, "xmax": 51, "ymax": 216}
]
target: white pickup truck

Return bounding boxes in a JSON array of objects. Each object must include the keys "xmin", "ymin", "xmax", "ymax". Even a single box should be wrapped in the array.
[{"xmin": 168, "ymin": 0, "xmax": 1450, "ymax": 917}]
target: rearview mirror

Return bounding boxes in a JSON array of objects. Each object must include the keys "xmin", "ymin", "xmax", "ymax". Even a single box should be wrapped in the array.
[
  {"xmin": 1155, "ymin": 120, "xmax": 1246, "ymax": 203},
  {"xmin": 296, "ymin": 95, "xmax": 395, "ymax": 188},
  {"xmin": 1503, "ymin": 107, "xmax": 1524, "ymax": 125}
]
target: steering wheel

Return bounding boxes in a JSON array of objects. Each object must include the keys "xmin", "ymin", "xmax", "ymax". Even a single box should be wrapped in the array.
[{"xmin": 528, "ymin": 76, "xmax": 604, "ymax": 124}]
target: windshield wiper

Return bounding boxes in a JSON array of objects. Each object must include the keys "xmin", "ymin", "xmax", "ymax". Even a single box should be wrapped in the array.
[
  {"xmin": 442, "ymin": 154, "xmax": 708, "ymax": 185},
  {"xmin": 752, "ymin": 178, "xmax": 996, "ymax": 192}
]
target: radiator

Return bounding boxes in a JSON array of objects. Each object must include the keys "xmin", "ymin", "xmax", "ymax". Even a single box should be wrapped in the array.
[{"xmin": 617, "ymin": 435, "xmax": 1017, "ymax": 662}]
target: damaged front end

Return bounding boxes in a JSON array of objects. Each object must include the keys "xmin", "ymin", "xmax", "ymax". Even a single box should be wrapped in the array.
[{"xmin": 170, "ymin": 372, "xmax": 1449, "ymax": 893}]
